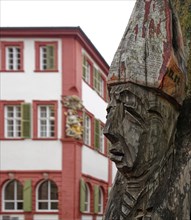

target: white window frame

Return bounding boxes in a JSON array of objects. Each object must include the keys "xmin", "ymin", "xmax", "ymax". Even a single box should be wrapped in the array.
[
  {"xmin": 84, "ymin": 183, "xmax": 90, "ymax": 213},
  {"xmin": 36, "ymin": 180, "xmax": 58, "ymax": 212},
  {"xmin": 40, "ymin": 45, "xmax": 54, "ymax": 70},
  {"xmin": 99, "ymin": 127, "xmax": 105, "ymax": 154},
  {"xmin": 2, "ymin": 180, "xmax": 23, "ymax": 212},
  {"xmin": 5, "ymin": 105, "xmax": 21, "ymax": 138},
  {"xmin": 38, "ymin": 105, "xmax": 55, "ymax": 138},
  {"xmin": 6, "ymin": 46, "xmax": 21, "ymax": 70},
  {"xmin": 83, "ymin": 114, "xmax": 91, "ymax": 146},
  {"xmin": 98, "ymin": 187, "xmax": 103, "ymax": 214}
]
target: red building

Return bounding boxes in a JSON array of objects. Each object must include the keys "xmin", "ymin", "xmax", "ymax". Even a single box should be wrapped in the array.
[{"xmin": 0, "ymin": 27, "xmax": 116, "ymax": 220}]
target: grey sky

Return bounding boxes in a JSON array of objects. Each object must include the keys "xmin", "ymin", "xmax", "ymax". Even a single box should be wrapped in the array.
[{"xmin": 1, "ymin": 0, "xmax": 136, "ymax": 64}]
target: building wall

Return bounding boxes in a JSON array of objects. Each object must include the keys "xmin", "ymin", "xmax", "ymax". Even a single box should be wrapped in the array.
[
  {"xmin": 82, "ymin": 145, "xmax": 108, "ymax": 181},
  {"xmin": 0, "ymin": 38, "xmax": 62, "ymax": 101},
  {"xmin": 82, "ymin": 81, "xmax": 107, "ymax": 123},
  {"xmin": 0, "ymin": 140, "xmax": 62, "ymax": 170},
  {"xmin": 0, "ymin": 28, "xmax": 111, "ymax": 220}
]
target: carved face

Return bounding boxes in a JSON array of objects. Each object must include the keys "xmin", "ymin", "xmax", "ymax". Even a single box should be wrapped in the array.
[{"xmin": 104, "ymin": 83, "xmax": 178, "ymax": 178}]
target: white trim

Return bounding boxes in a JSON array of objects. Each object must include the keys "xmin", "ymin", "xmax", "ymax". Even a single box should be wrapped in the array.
[
  {"xmin": 98, "ymin": 187, "xmax": 103, "ymax": 214},
  {"xmin": 2, "ymin": 180, "xmax": 23, "ymax": 212},
  {"xmin": 84, "ymin": 183, "xmax": 90, "ymax": 213},
  {"xmin": 99, "ymin": 127, "xmax": 105, "ymax": 154},
  {"xmin": 36, "ymin": 180, "xmax": 58, "ymax": 212},
  {"xmin": 83, "ymin": 114, "xmax": 91, "ymax": 146},
  {"xmin": 6, "ymin": 46, "xmax": 21, "ymax": 70},
  {"xmin": 33, "ymin": 215, "xmax": 58, "ymax": 220},
  {"xmin": 37, "ymin": 105, "xmax": 55, "ymax": 138},
  {"xmin": 0, "ymin": 215, "xmax": 24, "ymax": 220},
  {"xmin": 5, "ymin": 105, "xmax": 21, "ymax": 138}
]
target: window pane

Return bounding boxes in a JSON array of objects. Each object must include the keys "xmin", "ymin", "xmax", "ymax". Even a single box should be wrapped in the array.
[
  {"xmin": 7, "ymin": 106, "xmax": 14, "ymax": 117},
  {"xmin": 2, "ymin": 216, "xmax": 10, "ymax": 220},
  {"xmin": 50, "ymin": 106, "xmax": 55, "ymax": 117},
  {"xmin": 85, "ymin": 203, "xmax": 88, "ymax": 212},
  {"xmin": 5, "ymin": 181, "xmax": 14, "ymax": 200},
  {"xmin": 8, "ymin": 48, "xmax": 13, "ymax": 52},
  {"xmin": 38, "ymin": 202, "xmax": 48, "ymax": 210},
  {"xmin": 17, "ymin": 181, "xmax": 23, "ymax": 200},
  {"xmin": 17, "ymin": 202, "xmax": 23, "ymax": 210},
  {"xmin": 85, "ymin": 184, "xmax": 89, "ymax": 203},
  {"xmin": 40, "ymin": 107, "xmax": 47, "ymax": 117},
  {"xmin": 5, "ymin": 202, "xmax": 14, "ymax": 210},
  {"xmin": 84, "ymin": 114, "xmax": 91, "ymax": 145},
  {"xmin": 51, "ymin": 202, "xmax": 58, "ymax": 210},
  {"xmin": 6, "ymin": 47, "xmax": 21, "ymax": 70},
  {"xmin": 50, "ymin": 182, "xmax": 58, "ymax": 200},
  {"xmin": 38, "ymin": 181, "xmax": 48, "ymax": 200}
]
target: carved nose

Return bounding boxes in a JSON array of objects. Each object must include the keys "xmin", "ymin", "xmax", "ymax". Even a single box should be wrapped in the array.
[
  {"xmin": 103, "ymin": 120, "xmax": 119, "ymax": 144},
  {"xmin": 104, "ymin": 132, "xmax": 118, "ymax": 144}
]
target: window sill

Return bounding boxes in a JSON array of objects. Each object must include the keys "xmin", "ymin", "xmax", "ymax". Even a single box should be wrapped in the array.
[
  {"xmin": 35, "ymin": 210, "xmax": 59, "ymax": 213},
  {"xmin": 82, "ymin": 79, "xmax": 92, "ymax": 87},
  {"xmin": 0, "ymin": 138, "xmax": 25, "ymax": 141},
  {"xmin": 32, "ymin": 138, "xmax": 58, "ymax": 141},
  {"xmin": 82, "ymin": 79, "xmax": 107, "ymax": 102},
  {"xmin": 34, "ymin": 69, "xmax": 59, "ymax": 73},
  {"xmin": 0, "ymin": 70, "xmax": 24, "ymax": 73},
  {"xmin": 1, "ymin": 210, "xmax": 24, "ymax": 213},
  {"xmin": 83, "ymin": 144, "xmax": 108, "ymax": 157}
]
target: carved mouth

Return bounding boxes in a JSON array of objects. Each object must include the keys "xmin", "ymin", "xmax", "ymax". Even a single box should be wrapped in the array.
[
  {"xmin": 109, "ymin": 142, "xmax": 124, "ymax": 162},
  {"xmin": 109, "ymin": 140, "xmax": 135, "ymax": 170},
  {"xmin": 110, "ymin": 151, "xmax": 124, "ymax": 162}
]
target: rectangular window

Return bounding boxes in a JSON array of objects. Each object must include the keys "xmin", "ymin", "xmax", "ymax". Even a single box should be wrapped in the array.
[
  {"xmin": 0, "ymin": 101, "xmax": 31, "ymax": 139},
  {"xmin": 99, "ymin": 126, "xmax": 105, "ymax": 154},
  {"xmin": 38, "ymin": 105, "xmax": 55, "ymax": 138},
  {"xmin": 5, "ymin": 105, "xmax": 21, "ymax": 138},
  {"xmin": 83, "ymin": 56, "xmax": 91, "ymax": 84},
  {"xmin": 6, "ymin": 47, "xmax": 21, "ymax": 70},
  {"xmin": 33, "ymin": 101, "xmax": 58, "ymax": 139},
  {"xmin": 40, "ymin": 45, "xmax": 55, "ymax": 70},
  {"xmin": 83, "ymin": 113, "xmax": 91, "ymax": 146},
  {"xmin": 0, "ymin": 41, "xmax": 24, "ymax": 72},
  {"xmin": 93, "ymin": 67, "xmax": 104, "ymax": 97},
  {"xmin": 35, "ymin": 41, "xmax": 58, "ymax": 72}
]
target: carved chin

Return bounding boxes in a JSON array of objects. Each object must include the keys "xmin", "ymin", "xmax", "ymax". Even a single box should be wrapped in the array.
[
  {"xmin": 109, "ymin": 141, "xmax": 136, "ymax": 174},
  {"xmin": 110, "ymin": 153, "xmax": 135, "ymax": 175}
]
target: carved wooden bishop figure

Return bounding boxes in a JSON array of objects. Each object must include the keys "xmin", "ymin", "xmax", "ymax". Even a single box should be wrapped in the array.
[{"xmin": 103, "ymin": 0, "xmax": 190, "ymax": 219}]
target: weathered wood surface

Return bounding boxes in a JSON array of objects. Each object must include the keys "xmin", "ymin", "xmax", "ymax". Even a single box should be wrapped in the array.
[
  {"xmin": 103, "ymin": 0, "xmax": 191, "ymax": 219},
  {"xmin": 173, "ymin": 0, "xmax": 191, "ymax": 93}
]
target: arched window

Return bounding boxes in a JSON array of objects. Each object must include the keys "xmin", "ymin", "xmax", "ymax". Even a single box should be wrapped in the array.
[
  {"xmin": 84, "ymin": 183, "xmax": 90, "ymax": 212},
  {"xmin": 36, "ymin": 180, "xmax": 58, "ymax": 211},
  {"xmin": 3, "ymin": 180, "xmax": 23, "ymax": 211},
  {"xmin": 98, "ymin": 187, "xmax": 104, "ymax": 214}
]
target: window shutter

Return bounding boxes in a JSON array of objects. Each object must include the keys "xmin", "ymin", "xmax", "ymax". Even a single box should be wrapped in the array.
[
  {"xmin": 21, "ymin": 103, "xmax": 31, "ymax": 138},
  {"xmin": 47, "ymin": 45, "xmax": 54, "ymax": 69},
  {"xmin": 80, "ymin": 178, "xmax": 86, "ymax": 212},
  {"xmin": 94, "ymin": 119, "xmax": 100, "ymax": 150},
  {"xmin": 83, "ymin": 56, "xmax": 86, "ymax": 79},
  {"xmin": 94, "ymin": 185, "xmax": 99, "ymax": 213},
  {"xmin": 93, "ymin": 67, "xmax": 97, "ymax": 89},
  {"xmin": 23, "ymin": 180, "xmax": 32, "ymax": 212},
  {"xmin": 97, "ymin": 72, "xmax": 101, "ymax": 92}
]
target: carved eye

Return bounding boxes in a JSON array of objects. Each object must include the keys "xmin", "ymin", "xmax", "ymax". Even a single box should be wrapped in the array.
[
  {"xmin": 124, "ymin": 105, "xmax": 144, "ymax": 124},
  {"xmin": 148, "ymin": 109, "xmax": 163, "ymax": 118}
]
